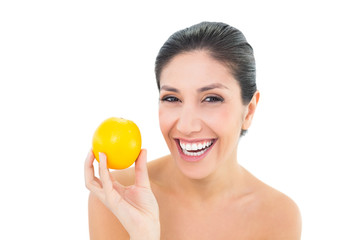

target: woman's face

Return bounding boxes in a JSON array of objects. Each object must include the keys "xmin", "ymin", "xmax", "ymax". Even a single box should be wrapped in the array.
[{"xmin": 158, "ymin": 51, "xmax": 252, "ymax": 179}]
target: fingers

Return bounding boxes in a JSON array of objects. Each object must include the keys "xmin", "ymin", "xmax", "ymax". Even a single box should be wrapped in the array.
[
  {"xmin": 84, "ymin": 150, "xmax": 104, "ymax": 201},
  {"xmin": 135, "ymin": 149, "xmax": 151, "ymax": 188},
  {"xmin": 99, "ymin": 152, "xmax": 114, "ymax": 196},
  {"xmin": 85, "ymin": 150, "xmax": 99, "ymax": 189}
]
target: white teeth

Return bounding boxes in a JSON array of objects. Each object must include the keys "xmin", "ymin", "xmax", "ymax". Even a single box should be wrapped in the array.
[
  {"xmin": 178, "ymin": 139, "xmax": 214, "ymax": 156},
  {"xmin": 182, "ymin": 148, "xmax": 206, "ymax": 156},
  {"xmin": 185, "ymin": 143, "xmax": 192, "ymax": 151}
]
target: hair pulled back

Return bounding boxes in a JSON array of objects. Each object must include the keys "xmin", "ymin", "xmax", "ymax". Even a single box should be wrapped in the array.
[{"xmin": 155, "ymin": 21, "xmax": 257, "ymax": 105}]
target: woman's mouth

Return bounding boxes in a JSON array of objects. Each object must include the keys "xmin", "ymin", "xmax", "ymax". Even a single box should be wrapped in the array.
[{"xmin": 175, "ymin": 138, "xmax": 217, "ymax": 162}]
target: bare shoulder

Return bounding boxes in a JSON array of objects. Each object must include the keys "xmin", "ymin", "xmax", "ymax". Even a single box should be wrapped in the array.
[
  {"xmin": 111, "ymin": 154, "xmax": 169, "ymax": 185},
  {"xmin": 245, "ymin": 173, "xmax": 302, "ymax": 239},
  {"xmin": 110, "ymin": 164, "xmax": 136, "ymax": 185},
  {"xmin": 262, "ymin": 188, "xmax": 302, "ymax": 239},
  {"xmin": 88, "ymin": 191, "xmax": 129, "ymax": 239}
]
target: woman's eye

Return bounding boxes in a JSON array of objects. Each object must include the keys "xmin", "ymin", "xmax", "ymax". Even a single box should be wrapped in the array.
[
  {"xmin": 203, "ymin": 96, "xmax": 224, "ymax": 103},
  {"xmin": 161, "ymin": 96, "xmax": 180, "ymax": 102}
]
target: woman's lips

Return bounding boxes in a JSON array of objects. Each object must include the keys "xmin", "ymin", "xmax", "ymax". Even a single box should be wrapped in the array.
[{"xmin": 175, "ymin": 138, "xmax": 217, "ymax": 162}]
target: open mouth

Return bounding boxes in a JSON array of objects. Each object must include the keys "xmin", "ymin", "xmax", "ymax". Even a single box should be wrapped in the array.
[{"xmin": 175, "ymin": 138, "xmax": 217, "ymax": 161}]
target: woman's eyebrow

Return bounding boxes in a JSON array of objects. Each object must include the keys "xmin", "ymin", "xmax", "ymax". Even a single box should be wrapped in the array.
[
  {"xmin": 160, "ymin": 85, "xmax": 179, "ymax": 92},
  {"xmin": 160, "ymin": 83, "xmax": 228, "ymax": 93},
  {"xmin": 197, "ymin": 83, "xmax": 229, "ymax": 92}
]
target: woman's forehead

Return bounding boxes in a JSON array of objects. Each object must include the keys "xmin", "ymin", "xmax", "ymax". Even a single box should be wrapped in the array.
[{"xmin": 159, "ymin": 51, "xmax": 238, "ymax": 89}]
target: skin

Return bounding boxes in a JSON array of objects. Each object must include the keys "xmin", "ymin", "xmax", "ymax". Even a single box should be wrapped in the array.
[{"xmin": 85, "ymin": 51, "xmax": 302, "ymax": 239}]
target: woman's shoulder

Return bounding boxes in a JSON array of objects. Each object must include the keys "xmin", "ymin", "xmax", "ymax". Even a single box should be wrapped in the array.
[
  {"xmin": 111, "ymin": 154, "xmax": 170, "ymax": 186},
  {"xmin": 242, "ymin": 170, "xmax": 302, "ymax": 239}
]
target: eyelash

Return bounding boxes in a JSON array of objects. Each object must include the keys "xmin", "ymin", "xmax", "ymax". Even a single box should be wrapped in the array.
[
  {"xmin": 160, "ymin": 95, "xmax": 224, "ymax": 103},
  {"xmin": 160, "ymin": 96, "xmax": 180, "ymax": 102},
  {"xmin": 203, "ymin": 96, "xmax": 224, "ymax": 103}
]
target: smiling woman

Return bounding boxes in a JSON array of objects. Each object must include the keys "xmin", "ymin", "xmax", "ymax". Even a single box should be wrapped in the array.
[
  {"xmin": 85, "ymin": 22, "xmax": 302, "ymax": 240},
  {"xmin": 158, "ymin": 51, "xmax": 250, "ymax": 180}
]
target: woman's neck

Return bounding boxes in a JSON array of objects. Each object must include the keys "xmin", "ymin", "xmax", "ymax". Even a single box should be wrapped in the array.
[{"xmin": 164, "ymin": 155, "xmax": 246, "ymax": 204}]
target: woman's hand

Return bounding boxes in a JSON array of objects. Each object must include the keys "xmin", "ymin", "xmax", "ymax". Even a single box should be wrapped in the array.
[{"xmin": 85, "ymin": 149, "xmax": 160, "ymax": 240}]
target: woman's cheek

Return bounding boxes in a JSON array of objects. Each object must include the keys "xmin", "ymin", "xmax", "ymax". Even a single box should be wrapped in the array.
[
  {"xmin": 202, "ymin": 105, "xmax": 232, "ymax": 125},
  {"xmin": 159, "ymin": 106, "xmax": 177, "ymax": 136},
  {"xmin": 202, "ymin": 105, "xmax": 243, "ymax": 135}
]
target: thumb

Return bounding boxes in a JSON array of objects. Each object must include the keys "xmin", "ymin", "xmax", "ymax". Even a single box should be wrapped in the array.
[{"xmin": 134, "ymin": 149, "xmax": 151, "ymax": 188}]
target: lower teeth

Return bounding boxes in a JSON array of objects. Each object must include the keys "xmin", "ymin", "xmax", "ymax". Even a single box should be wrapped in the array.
[{"xmin": 182, "ymin": 148, "xmax": 207, "ymax": 156}]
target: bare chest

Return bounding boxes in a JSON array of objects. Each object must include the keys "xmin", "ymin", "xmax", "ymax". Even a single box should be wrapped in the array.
[{"xmin": 157, "ymin": 197, "xmax": 259, "ymax": 240}]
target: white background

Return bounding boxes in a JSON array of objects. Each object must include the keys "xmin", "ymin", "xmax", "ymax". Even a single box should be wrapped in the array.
[{"xmin": 1, "ymin": 0, "xmax": 359, "ymax": 239}]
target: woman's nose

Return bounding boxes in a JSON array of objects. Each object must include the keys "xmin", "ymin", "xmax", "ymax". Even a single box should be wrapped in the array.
[{"xmin": 176, "ymin": 105, "xmax": 202, "ymax": 135}]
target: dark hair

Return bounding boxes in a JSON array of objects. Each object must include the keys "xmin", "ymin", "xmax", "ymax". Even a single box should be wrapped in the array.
[{"xmin": 155, "ymin": 21, "xmax": 257, "ymax": 136}]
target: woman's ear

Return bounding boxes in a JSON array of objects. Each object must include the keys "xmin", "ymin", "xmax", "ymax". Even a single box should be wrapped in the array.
[{"xmin": 241, "ymin": 91, "xmax": 260, "ymax": 131}]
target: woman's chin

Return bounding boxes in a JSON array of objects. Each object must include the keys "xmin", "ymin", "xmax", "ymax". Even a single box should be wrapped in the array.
[{"xmin": 173, "ymin": 155, "xmax": 217, "ymax": 180}]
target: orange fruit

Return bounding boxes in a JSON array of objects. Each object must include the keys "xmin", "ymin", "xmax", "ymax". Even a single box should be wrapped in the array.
[{"xmin": 92, "ymin": 117, "xmax": 142, "ymax": 169}]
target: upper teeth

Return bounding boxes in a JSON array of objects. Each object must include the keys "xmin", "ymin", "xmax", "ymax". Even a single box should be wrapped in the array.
[{"xmin": 179, "ymin": 140, "xmax": 213, "ymax": 151}]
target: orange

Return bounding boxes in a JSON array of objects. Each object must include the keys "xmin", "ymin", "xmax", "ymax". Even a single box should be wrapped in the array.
[{"xmin": 92, "ymin": 117, "xmax": 141, "ymax": 169}]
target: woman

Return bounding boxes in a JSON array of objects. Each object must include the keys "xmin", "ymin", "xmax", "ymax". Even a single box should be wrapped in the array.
[{"xmin": 85, "ymin": 22, "xmax": 302, "ymax": 239}]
